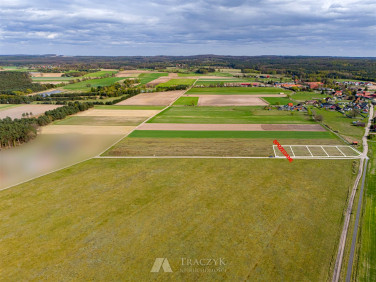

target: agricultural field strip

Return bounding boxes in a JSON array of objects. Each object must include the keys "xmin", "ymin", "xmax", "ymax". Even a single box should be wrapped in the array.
[
  {"xmin": 1, "ymin": 91, "xmax": 186, "ymax": 191},
  {"xmin": 273, "ymin": 145, "xmax": 362, "ymax": 158},
  {"xmin": 137, "ymin": 123, "xmax": 325, "ymax": 131},
  {"xmin": 1, "ymin": 104, "xmax": 176, "ymax": 191},
  {"xmin": 184, "ymin": 94, "xmax": 287, "ymax": 97},
  {"xmin": 96, "ymin": 90, "xmax": 187, "ymax": 157}
]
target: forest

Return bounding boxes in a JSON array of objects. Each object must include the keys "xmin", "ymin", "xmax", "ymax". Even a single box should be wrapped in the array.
[{"xmin": 0, "ymin": 71, "xmax": 55, "ymax": 94}]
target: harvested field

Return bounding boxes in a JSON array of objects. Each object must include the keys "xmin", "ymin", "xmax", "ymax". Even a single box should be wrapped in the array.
[
  {"xmin": 145, "ymin": 73, "xmax": 178, "ymax": 87},
  {"xmin": 116, "ymin": 91, "xmax": 184, "ymax": 106},
  {"xmin": 54, "ymin": 116, "xmax": 147, "ymax": 126},
  {"xmin": 116, "ymin": 70, "xmax": 152, "ymax": 78},
  {"xmin": 195, "ymin": 95, "xmax": 268, "ymax": 106},
  {"xmin": 75, "ymin": 109, "xmax": 160, "ymax": 117},
  {"xmin": 30, "ymin": 72, "xmax": 63, "ymax": 77},
  {"xmin": 137, "ymin": 123, "xmax": 325, "ymax": 131},
  {"xmin": 38, "ymin": 81, "xmax": 64, "ymax": 85},
  {"xmin": 104, "ymin": 138, "xmax": 343, "ymax": 156},
  {"xmin": 0, "ymin": 104, "xmax": 62, "ymax": 119},
  {"xmin": 40, "ymin": 125, "xmax": 135, "ymax": 135}
]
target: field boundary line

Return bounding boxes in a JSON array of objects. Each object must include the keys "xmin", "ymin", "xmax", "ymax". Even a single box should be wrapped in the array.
[
  {"xmin": 96, "ymin": 156, "xmax": 360, "ymax": 160},
  {"xmin": 336, "ymin": 146, "xmax": 346, "ymax": 157},
  {"xmin": 306, "ymin": 145, "xmax": 314, "ymax": 156},
  {"xmin": 321, "ymin": 146, "xmax": 330, "ymax": 157},
  {"xmin": 289, "ymin": 145, "xmax": 295, "ymax": 157}
]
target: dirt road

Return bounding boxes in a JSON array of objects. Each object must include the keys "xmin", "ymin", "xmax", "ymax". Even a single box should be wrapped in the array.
[{"xmin": 332, "ymin": 106, "xmax": 374, "ymax": 282}]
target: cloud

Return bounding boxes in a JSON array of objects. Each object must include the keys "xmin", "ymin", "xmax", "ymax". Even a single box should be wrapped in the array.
[{"xmin": 0, "ymin": 0, "xmax": 375, "ymax": 56}]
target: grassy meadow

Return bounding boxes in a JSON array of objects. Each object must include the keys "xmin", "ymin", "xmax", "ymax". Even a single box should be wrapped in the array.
[
  {"xmin": 173, "ymin": 97, "xmax": 199, "ymax": 106},
  {"xmin": 262, "ymin": 97, "xmax": 295, "ymax": 105},
  {"xmin": 53, "ymin": 116, "xmax": 146, "ymax": 126},
  {"xmin": 148, "ymin": 106, "xmax": 314, "ymax": 124},
  {"xmin": 292, "ymin": 92, "xmax": 329, "ymax": 101},
  {"xmin": 157, "ymin": 79, "xmax": 196, "ymax": 87},
  {"xmin": 82, "ymin": 71, "xmax": 118, "ymax": 78},
  {"xmin": 313, "ymin": 108, "xmax": 366, "ymax": 142},
  {"xmin": 139, "ymin": 73, "xmax": 168, "ymax": 85},
  {"xmin": 128, "ymin": 130, "xmax": 335, "ymax": 139},
  {"xmin": 63, "ymin": 77, "xmax": 125, "ymax": 91},
  {"xmin": 0, "ymin": 158, "xmax": 354, "ymax": 281},
  {"xmin": 355, "ymin": 142, "xmax": 376, "ymax": 281}
]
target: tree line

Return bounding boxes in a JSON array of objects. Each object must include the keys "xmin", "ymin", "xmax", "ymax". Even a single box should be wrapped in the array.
[{"xmin": 1, "ymin": 55, "xmax": 375, "ymax": 81}]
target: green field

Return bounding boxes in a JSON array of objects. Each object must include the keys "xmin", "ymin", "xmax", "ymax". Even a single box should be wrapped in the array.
[
  {"xmin": 177, "ymin": 72, "xmax": 233, "ymax": 77},
  {"xmin": 53, "ymin": 116, "xmax": 146, "ymax": 126},
  {"xmin": 63, "ymin": 77, "xmax": 125, "ymax": 91},
  {"xmin": 139, "ymin": 73, "xmax": 168, "ymax": 85},
  {"xmin": 149, "ymin": 106, "xmax": 313, "ymax": 124},
  {"xmin": 105, "ymin": 137, "xmax": 342, "ymax": 157},
  {"xmin": 262, "ymin": 97, "xmax": 295, "ymax": 105},
  {"xmin": 129, "ymin": 130, "xmax": 335, "ymax": 139},
  {"xmin": 173, "ymin": 97, "xmax": 198, "ymax": 106},
  {"xmin": 0, "ymin": 158, "xmax": 354, "ymax": 281},
  {"xmin": 186, "ymin": 87, "xmax": 290, "ymax": 95},
  {"xmin": 94, "ymin": 105, "xmax": 165, "ymax": 110},
  {"xmin": 1, "ymin": 66, "xmax": 30, "ymax": 72},
  {"xmin": 32, "ymin": 77, "xmax": 73, "ymax": 81},
  {"xmin": 195, "ymin": 79, "xmax": 252, "ymax": 86},
  {"xmin": 82, "ymin": 71, "xmax": 118, "ymax": 78},
  {"xmin": 292, "ymin": 92, "xmax": 328, "ymax": 101},
  {"xmin": 0, "ymin": 104, "xmax": 21, "ymax": 110},
  {"xmin": 356, "ymin": 142, "xmax": 376, "ymax": 281},
  {"xmin": 313, "ymin": 108, "xmax": 366, "ymax": 142},
  {"xmin": 157, "ymin": 79, "xmax": 195, "ymax": 87}
]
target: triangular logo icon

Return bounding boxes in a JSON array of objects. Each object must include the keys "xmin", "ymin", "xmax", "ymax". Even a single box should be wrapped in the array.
[{"xmin": 150, "ymin": 258, "xmax": 173, "ymax": 272}]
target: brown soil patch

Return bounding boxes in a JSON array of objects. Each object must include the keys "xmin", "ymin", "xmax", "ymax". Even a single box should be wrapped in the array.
[
  {"xmin": 193, "ymin": 95, "xmax": 268, "ymax": 106},
  {"xmin": 38, "ymin": 81, "xmax": 64, "ymax": 85},
  {"xmin": 116, "ymin": 91, "xmax": 184, "ymax": 106},
  {"xmin": 137, "ymin": 123, "xmax": 325, "ymax": 131},
  {"xmin": 40, "ymin": 125, "xmax": 135, "ymax": 135},
  {"xmin": 145, "ymin": 73, "xmax": 178, "ymax": 87},
  {"xmin": 116, "ymin": 70, "xmax": 153, "ymax": 78},
  {"xmin": 75, "ymin": 109, "xmax": 160, "ymax": 117},
  {"xmin": 0, "ymin": 104, "xmax": 62, "ymax": 119},
  {"xmin": 30, "ymin": 73, "xmax": 64, "ymax": 77}
]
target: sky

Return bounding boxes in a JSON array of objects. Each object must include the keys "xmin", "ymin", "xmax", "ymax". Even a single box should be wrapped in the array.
[{"xmin": 0, "ymin": 0, "xmax": 375, "ymax": 57}]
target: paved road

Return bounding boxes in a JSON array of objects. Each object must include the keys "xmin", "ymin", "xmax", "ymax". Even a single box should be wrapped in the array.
[{"xmin": 332, "ymin": 105, "xmax": 374, "ymax": 282}]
